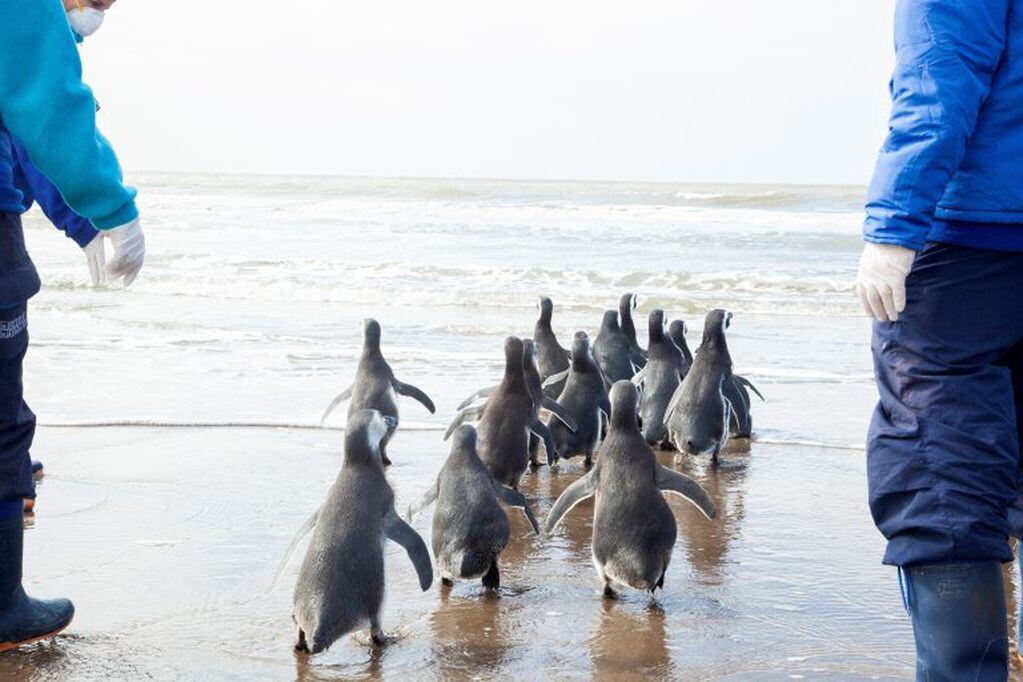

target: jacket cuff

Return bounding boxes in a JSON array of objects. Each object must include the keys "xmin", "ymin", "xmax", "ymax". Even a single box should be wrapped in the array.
[
  {"xmin": 862, "ymin": 216, "xmax": 928, "ymax": 251},
  {"xmin": 64, "ymin": 219, "xmax": 100, "ymax": 249},
  {"xmin": 91, "ymin": 198, "xmax": 139, "ymax": 230}
]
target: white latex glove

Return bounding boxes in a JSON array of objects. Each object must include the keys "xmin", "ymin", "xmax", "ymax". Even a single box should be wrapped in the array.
[
  {"xmin": 82, "ymin": 233, "xmax": 107, "ymax": 286},
  {"xmin": 854, "ymin": 242, "xmax": 917, "ymax": 322},
  {"xmin": 104, "ymin": 217, "xmax": 146, "ymax": 287}
]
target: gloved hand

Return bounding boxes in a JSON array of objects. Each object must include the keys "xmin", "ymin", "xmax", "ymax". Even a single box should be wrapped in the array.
[
  {"xmin": 104, "ymin": 217, "xmax": 145, "ymax": 287},
  {"xmin": 82, "ymin": 233, "xmax": 107, "ymax": 287},
  {"xmin": 854, "ymin": 242, "xmax": 917, "ymax": 322}
]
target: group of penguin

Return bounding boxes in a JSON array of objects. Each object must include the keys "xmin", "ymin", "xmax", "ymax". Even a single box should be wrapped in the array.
[{"xmin": 287, "ymin": 294, "xmax": 762, "ymax": 655}]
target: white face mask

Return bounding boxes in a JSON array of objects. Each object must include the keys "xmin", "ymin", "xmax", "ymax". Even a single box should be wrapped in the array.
[{"xmin": 67, "ymin": 7, "xmax": 105, "ymax": 38}]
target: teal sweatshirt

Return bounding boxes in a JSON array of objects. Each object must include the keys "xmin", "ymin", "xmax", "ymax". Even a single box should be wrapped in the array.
[{"xmin": 0, "ymin": 0, "xmax": 137, "ymax": 229}]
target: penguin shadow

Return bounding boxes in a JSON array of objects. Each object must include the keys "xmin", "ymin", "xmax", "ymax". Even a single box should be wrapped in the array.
[
  {"xmin": 587, "ymin": 597, "xmax": 674, "ymax": 680},
  {"xmin": 427, "ymin": 582, "xmax": 514, "ymax": 676},
  {"xmin": 657, "ymin": 447, "xmax": 749, "ymax": 582}
]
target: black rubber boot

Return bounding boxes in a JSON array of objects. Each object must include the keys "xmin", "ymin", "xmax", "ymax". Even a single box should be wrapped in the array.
[{"xmin": 0, "ymin": 511, "xmax": 74, "ymax": 652}]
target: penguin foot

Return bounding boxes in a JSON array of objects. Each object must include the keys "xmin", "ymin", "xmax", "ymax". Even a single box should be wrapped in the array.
[
  {"xmin": 481, "ymin": 562, "xmax": 500, "ymax": 591},
  {"xmin": 602, "ymin": 585, "xmax": 618, "ymax": 600},
  {"xmin": 441, "ymin": 577, "xmax": 454, "ymax": 587},
  {"xmin": 370, "ymin": 633, "xmax": 391, "ymax": 648},
  {"xmin": 583, "ymin": 456, "xmax": 592, "ymax": 468},
  {"xmin": 294, "ymin": 629, "xmax": 309, "ymax": 653}
]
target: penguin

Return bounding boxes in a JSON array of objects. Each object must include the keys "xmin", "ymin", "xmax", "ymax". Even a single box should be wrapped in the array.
[
  {"xmin": 663, "ymin": 309, "xmax": 736, "ymax": 463},
  {"xmin": 544, "ymin": 381, "xmax": 715, "ymax": 598},
  {"xmin": 407, "ymin": 425, "xmax": 541, "ymax": 590},
  {"xmin": 544, "ymin": 331, "xmax": 610, "ymax": 466},
  {"xmin": 533, "ymin": 296, "xmax": 571, "ymax": 399},
  {"xmin": 476, "ymin": 337, "xmax": 561, "ymax": 488},
  {"xmin": 667, "ymin": 319, "xmax": 694, "ymax": 372},
  {"xmin": 320, "ymin": 319, "xmax": 436, "ymax": 465},
  {"xmin": 631, "ymin": 309, "xmax": 686, "ymax": 448},
  {"xmin": 593, "ymin": 310, "xmax": 643, "ymax": 385},
  {"xmin": 669, "ymin": 318, "xmax": 762, "ymax": 439},
  {"xmin": 292, "ymin": 409, "xmax": 433, "ymax": 654},
  {"xmin": 447, "ymin": 340, "xmax": 577, "ymax": 447},
  {"xmin": 619, "ymin": 293, "xmax": 647, "ymax": 369}
]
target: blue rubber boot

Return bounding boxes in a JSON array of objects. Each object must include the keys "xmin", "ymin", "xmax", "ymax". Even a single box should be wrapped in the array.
[
  {"xmin": 904, "ymin": 562, "xmax": 1008, "ymax": 681},
  {"xmin": 0, "ymin": 501, "xmax": 73, "ymax": 652}
]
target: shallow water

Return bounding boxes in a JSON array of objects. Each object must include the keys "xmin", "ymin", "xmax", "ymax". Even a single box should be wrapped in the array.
[{"xmin": 4, "ymin": 174, "xmax": 1021, "ymax": 679}]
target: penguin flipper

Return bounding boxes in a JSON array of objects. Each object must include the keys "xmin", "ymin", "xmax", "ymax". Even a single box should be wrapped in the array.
[
  {"xmin": 272, "ymin": 507, "xmax": 320, "ymax": 589},
  {"xmin": 662, "ymin": 384, "xmax": 685, "ymax": 426},
  {"xmin": 320, "ymin": 386, "xmax": 354, "ymax": 424},
  {"xmin": 393, "ymin": 380, "xmax": 436, "ymax": 414},
  {"xmin": 407, "ymin": 481, "xmax": 439, "ymax": 522},
  {"xmin": 530, "ymin": 417, "xmax": 560, "ymax": 466},
  {"xmin": 656, "ymin": 466, "xmax": 716, "ymax": 520},
  {"xmin": 492, "ymin": 481, "xmax": 541, "ymax": 534},
  {"xmin": 735, "ymin": 375, "xmax": 764, "ymax": 401},
  {"xmin": 540, "ymin": 396, "xmax": 577, "ymax": 433},
  {"xmin": 444, "ymin": 405, "xmax": 485, "ymax": 440},
  {"xmin": 384, "ymin": 509, "xmax": 434, "ymax": 591},
  {"xmin": 544, "ymin": 470, "xmax": 598, "ymax": 533},
  {"xmin": 457, "ymin": 385, "xmax": 496, "ymax": 410},
  {"xmin": 542, "ymin": 369, "xmax": 570, "ymax": 389},
  {"xmin": 631, "ymin": 366, "xmax": 649, "ymax": 387}
]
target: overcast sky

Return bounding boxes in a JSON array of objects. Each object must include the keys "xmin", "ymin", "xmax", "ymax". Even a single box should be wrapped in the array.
[{"xmin": 81, "ymin": 1, "xmax": 895, "ymax": 185}]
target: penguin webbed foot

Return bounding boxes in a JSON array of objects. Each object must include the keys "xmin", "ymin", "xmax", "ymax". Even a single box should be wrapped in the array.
[
  {"xmin": 481, "ymin": 562, "xmax": 500, "ymax": 591},
  {"xmin": 441, "ymin": 577, "xmax": 454, "ymax": 587},
  {"xmin": 602, "ymin": 584, "xmax": 618, "ymax": 600},
  {"xmin": 295, "ymin": 629, "xmax": 309, "ymax": 653}
]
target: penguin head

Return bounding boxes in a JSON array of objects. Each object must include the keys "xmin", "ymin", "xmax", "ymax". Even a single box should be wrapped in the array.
[
  {"xmin": 619, "ymin": 293, "xmax": 637, "ymax": 316},
  {"xmin": 701, "ymin": 309, "xmax": 732, "ymax": 345},
  {"xmin": 571, "ymin": 331, "xmax": 593, "ymax": 368},
  {"xmin": 601, "ymin": 309, "xmax": 620, "ymax": 332},
  {"xmin": 608, "ymin": 380, "xmax": 641, "ymax": 431},
  {"xmin": 502, "ymin": 336, "xmax": 525, "ymax": 379},
  {"xmin": 344, "ymin": 408, "xmax": 391, "ymax": 466},
  {"xmin": 647, "ymin": 309, "xmax": 666, "ymax": 343},
  {"xmin": 362, "ymin": 318, "xmax": 382, "ymax": 353},
  {"xmin": 537, "ymin": 296, "xmax": 553, "ymax": 323},
  {"xmin": 521, "ymin": 339, "xmax": 541, "ymax": 379},
  {"xmin": 449, "ymin": 424, "xmax": 479, "ymax": 459}
]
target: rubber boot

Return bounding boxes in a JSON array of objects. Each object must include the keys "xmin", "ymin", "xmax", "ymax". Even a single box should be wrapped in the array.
[
  {"xmin": 31, "ymin": 460, "xmax": 43, "ymax": 479},
  {"xmin": 0, "ymin": 502, "xmax": 74, "ymax": 652},
  {"xmin": 904, "ymin": 562, "xmax": 1008, "ymax": 681}
]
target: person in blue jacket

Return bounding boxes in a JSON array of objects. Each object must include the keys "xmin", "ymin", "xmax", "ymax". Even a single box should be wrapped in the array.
[
  {"xmin": 855, "ymin": 1, "xmax": 1023, "ymax": 678},
  {"xmin": 0, "ymin": 0, "xmax": 145, "ymax": 651}
]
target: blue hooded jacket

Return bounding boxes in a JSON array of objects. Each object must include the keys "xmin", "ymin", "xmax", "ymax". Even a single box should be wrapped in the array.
[
  {"xmin": 864, "ymin": 0, "xmax": 1023, "ymax": 252},
  {"xmin": 0, "ymin": 0, "xmax": 137, "ymax": 230}
]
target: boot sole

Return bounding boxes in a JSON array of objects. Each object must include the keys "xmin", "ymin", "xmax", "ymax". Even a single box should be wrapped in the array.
[{"xmin": 0, "ymin": 621, "xmax": 71, "ymax": 652}]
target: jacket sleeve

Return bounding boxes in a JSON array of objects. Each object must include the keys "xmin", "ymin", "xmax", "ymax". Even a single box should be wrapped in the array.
[
  {"xmin": 0, "ymin": 0, "xmax": 138, "ymax": 230},
  {"xmin": 12, "ymin": 142, "xmax": 99, "ymax": 249},
  {"xmin": 863, "ymin": 0, "xmax": 1010, "ymax": 250}
]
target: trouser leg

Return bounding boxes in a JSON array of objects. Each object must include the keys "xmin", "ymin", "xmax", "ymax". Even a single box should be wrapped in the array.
[{"xmin": 0, "ymin": 302, "xmax": 34, "ymax": 504}]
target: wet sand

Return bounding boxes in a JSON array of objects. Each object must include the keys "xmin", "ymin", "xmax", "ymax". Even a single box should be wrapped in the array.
[{"xmin": 1, "ymin": 423, "xmax": 965, "ymax": 681}]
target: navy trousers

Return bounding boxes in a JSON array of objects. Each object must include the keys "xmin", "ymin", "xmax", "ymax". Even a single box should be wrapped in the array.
[
  {"xmin": 868, "ymin": 242, "xmax": 1023, "ymax": 567},
  {"xmin": 0, "ymin": 212, "xmax": 39, "ymax": 503}
]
